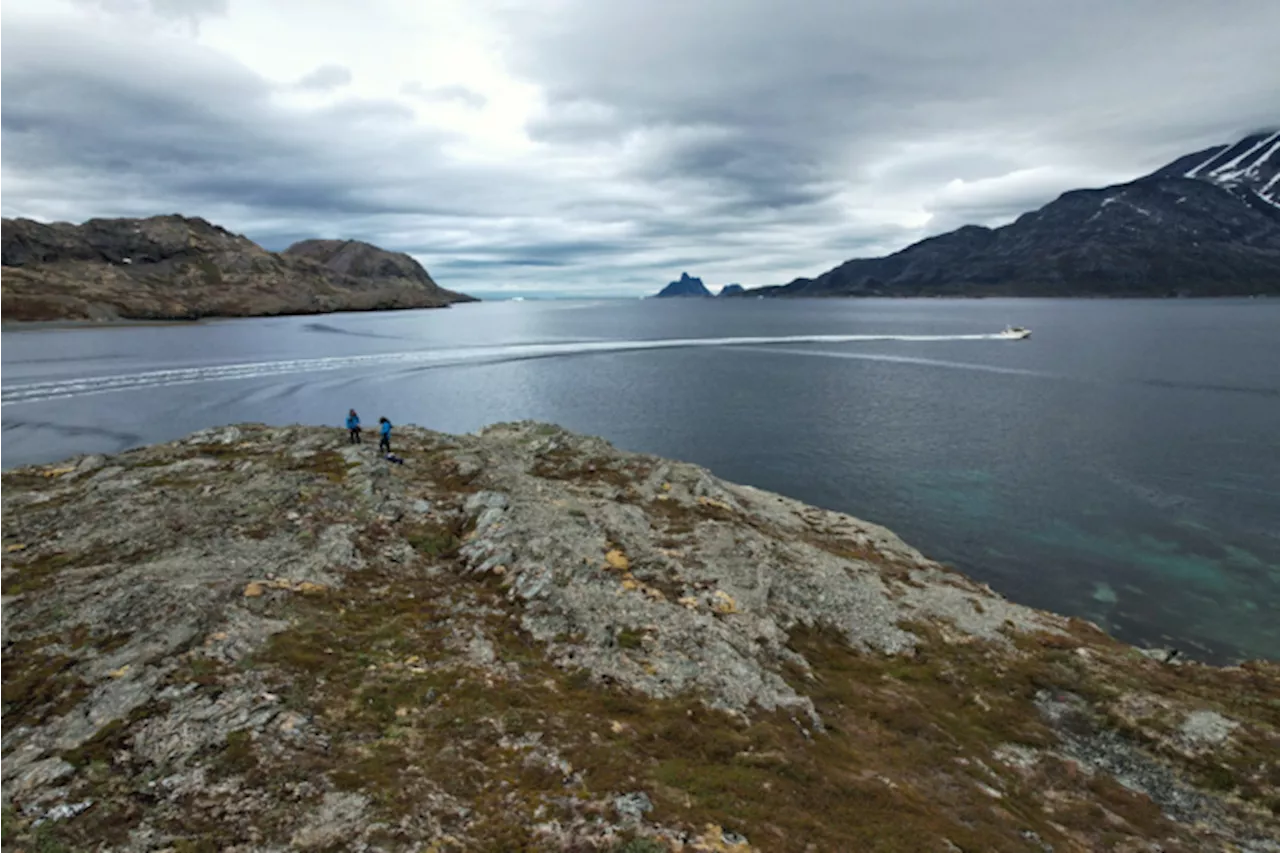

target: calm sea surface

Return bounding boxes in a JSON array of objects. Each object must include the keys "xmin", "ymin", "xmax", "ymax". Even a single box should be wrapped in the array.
[{"xmin": 4, "ymin": 298, "xmax": 1278, "ymax": 662}]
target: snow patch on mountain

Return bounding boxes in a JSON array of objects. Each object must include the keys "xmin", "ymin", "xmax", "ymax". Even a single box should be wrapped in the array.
[
  {"xmin": 1086, "ymin": 192, "xmax": 1156, "ymax": 223},
  {"xmin": 1184, "ymin": 146, "xmax": 1229, "ymax": 179},
  {"xmin": 1206, "ymin": 130, "xmax": 1278, "ymax": 179},
  {"xmin": 1164, "ymin": 129, "xmax": 1280, "ymax": 211},
  {"xmin": 1264, "ymin": 170, "xmax": 1280, "ymax": 197}
]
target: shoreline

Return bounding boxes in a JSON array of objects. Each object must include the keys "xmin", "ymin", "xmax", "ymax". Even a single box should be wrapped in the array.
[
  {"xmin": 1, "ymin": 318, "xmax": 208, "ymax": 331},
  {"xmin": 0, "ymin": 300, "xmax": 489, "ymax": 331}
]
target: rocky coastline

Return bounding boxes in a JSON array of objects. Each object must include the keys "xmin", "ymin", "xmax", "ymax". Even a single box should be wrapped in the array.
[
  {"xmin": 0, "ymin": 216, "xmax": 475, "ymax": 323},
  {"xmin": 2, "ymin": 422, "xmax": 1277, "ymax": 851}
]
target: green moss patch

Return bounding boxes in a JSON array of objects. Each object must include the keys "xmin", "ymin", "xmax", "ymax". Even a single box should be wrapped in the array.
[
  {"xmin": 2, "ymin": 648, "xmax": 90, "ymax": 728},
  {"xmin": 0, "ymin": 806, "xmax": 21, "ymax": 845},
  {"xmin": 2, "ymin": 543, "xmax": 159, "ymax": 596},
  {"xmin": 293, "ymin": 450, "xmax": 357, "ymax": 483},
  {"xmin": 209, "ymin": 729, "xmax": 258, "ymax": 780},
  {"xmin": 187, "ymin": 442, "xmax": 264, "ymax": 461},
  {"xmin": 1, "ymin": 552, "xmax": 82, "ymax": 595},
  {"xmin": 62, "ymin": 701, "xmax": 166, "ymax": 769},
  {"xmin": 530, "ymin": 447, "xmax": 654, "ymax": 494},
  {"xmin": 233, "ymin": 539, "xmax": 1145, "ymax": 849},
  {"xmin": 403, "ymin": 519, "xmax": 467, "ymax": 559},
  {"xmin": 616, "ymin": 627, "xmax": 647, "ymax": 650}
]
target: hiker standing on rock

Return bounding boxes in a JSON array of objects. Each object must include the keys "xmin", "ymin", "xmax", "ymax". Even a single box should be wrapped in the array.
[
  {"xmin": 378, "ymin": 417, "xmax": 392, "ymax": 453},
  {"xmin": 346, "ymin": 409, "xmax": 362, "ymax": 444}
]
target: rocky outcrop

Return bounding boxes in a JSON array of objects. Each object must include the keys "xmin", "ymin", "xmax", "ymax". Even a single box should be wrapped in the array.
[
  {"xmin": 654, "ymin": 272, "xmax": 712, "ymax": 298},
  {"xmin": 3, "ymin": 422, "xmax": 1278, "ymax": 851},
  {"xmin": 0, "ymin": 215, "xmax": 476, "ymax": 322},
  {"xmin": 718, "ymin": 283, "xmax": 744, "ymax": 297},
  {"xmin": 282, "ymin": 238, "xmax": 477, "ymax": 304}
]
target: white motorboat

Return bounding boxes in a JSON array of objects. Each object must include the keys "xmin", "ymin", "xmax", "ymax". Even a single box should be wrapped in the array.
[{"xmin": 997, "ymin": 325, "xmax": 1031, "ymax": 340}]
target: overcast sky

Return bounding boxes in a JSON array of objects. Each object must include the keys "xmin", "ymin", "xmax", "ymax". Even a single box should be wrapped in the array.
[{"xmin": 3, "ymin": 0, "xmax": 1278, "ymax": 297}]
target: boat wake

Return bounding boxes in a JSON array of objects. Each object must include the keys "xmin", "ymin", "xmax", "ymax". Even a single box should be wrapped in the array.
[
  {"xmin": 1, "ymin": 332, "xmax": 1018, "ymax": 406},
  {"xmin": 732, "ymin": 346, "xmax": 1053, "ymax": 377}
]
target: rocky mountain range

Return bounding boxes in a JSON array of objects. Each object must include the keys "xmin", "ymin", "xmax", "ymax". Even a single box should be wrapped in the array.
[
  {"xmin": 741, "ymin": 130, "xmax": 1280, "ymax": 298},
  {"xmin": 3, "ymin": 421, "xmax": 1277, "ymax": 850},
  {"xmin": 0, "ymin": 215, "xmax": 475, "ymax": 322}
]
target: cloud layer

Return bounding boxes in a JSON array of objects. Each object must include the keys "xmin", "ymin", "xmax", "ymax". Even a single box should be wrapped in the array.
[{"xmin": 4, "ymin": 0, "xmax": 1278, "ymax": 296}]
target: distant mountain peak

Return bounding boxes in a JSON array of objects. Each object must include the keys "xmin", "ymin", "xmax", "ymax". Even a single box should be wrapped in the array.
[
  {"xmin": 283, "ymin": 238, "xmax": 436, "ymax": 286},
  {"xmin": 744, "ymin": 129, "xmax": 1280, "ymax": 299},
  {"xmin": 1151, "ymin": 129, "xmax": 1280, "ymax": 213},
  {"xmin": 283, "ymin": 238, "xmax": 476, "ymax": 305},
  {"xmin": 654, "ymin": 272, "xmax": 712, "ymax": 298}
]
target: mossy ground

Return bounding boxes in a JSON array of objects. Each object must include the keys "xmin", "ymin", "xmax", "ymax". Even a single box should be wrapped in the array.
[
  {"xmin": 1, "ymin": 544, "xmax": 160, "ymax": 596},
  {"xmin": 1, "ymin": 647, "xmax": 91, "ymax": 729},
  {"xmin": 67, "ymin": 543, "xmax": 1260, "ymax": 850},
  {"xmin": 4, "ymin": 425, "xmax": 1278, "ymax": 852},
  {"xmin": 530, "ymin": 446, "xmax": 655, "ymax": 494}
]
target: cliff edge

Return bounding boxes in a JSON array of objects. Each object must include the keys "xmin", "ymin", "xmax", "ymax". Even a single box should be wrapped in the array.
[{"xmin": 2, "ymin": 423, "xmax": 1277, "ymax": 851}]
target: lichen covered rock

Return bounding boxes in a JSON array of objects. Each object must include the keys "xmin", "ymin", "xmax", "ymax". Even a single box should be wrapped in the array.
[{"xmin": 2, "ymin": 422, "xmax": 1277, "ymax": 851}]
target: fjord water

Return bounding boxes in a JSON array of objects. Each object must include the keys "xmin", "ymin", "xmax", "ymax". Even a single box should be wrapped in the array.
[{"xmin": 4, "ymin": 298, "xmax": 1278, "ymax": 663}]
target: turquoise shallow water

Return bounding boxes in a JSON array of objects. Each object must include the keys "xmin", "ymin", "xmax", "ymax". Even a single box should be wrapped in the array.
[
  {"xmin": 1023, "ymin": 520, "xmax": 1280, "ymax": 660},
  {"xmin": 4, "ymin": 297, "xmax": 1279, "ymax": 662},
  {"xmin": 891, "ymin": 456, "xmax": 1280, "ymax": 661}
]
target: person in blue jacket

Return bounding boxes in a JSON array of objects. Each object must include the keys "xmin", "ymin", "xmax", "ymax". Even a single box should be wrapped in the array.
[
  {"xmin": 345, "ymin": 409, "xmax": 362, "ymax": 444},
  {"xmin": 378, "ymin": 416, "xmax": 392, "ymax": 453}
]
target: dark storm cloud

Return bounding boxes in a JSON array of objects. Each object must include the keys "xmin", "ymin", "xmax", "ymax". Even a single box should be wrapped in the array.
[
  {"xmin": 376, "ymin": 238, "xmax": 646, "ymax": 275},
  {"xmin": 0, "ymin": 16, "xmax": 586, "ymax": 300},
  {"xmin": 631, "ymin": 131, "xmax": 833, "ymax": 211},
  {"xmin": 295, "ymin": 63, "xmax": 353, "ymax": 91},
  {"xmin": 0, "ymin": 17, "xmax": 490, "ymax": 224},
  {"xmin": 509, "ymin": 0, "xmax": 1280, "ymax": 224},
  {"xmin": 4, "ymin": 0, "xmax": 1279, "ymax": 295},
  {"xmin": 524, "ymin": 98, "xmax": 626, "ymax": 144}
]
